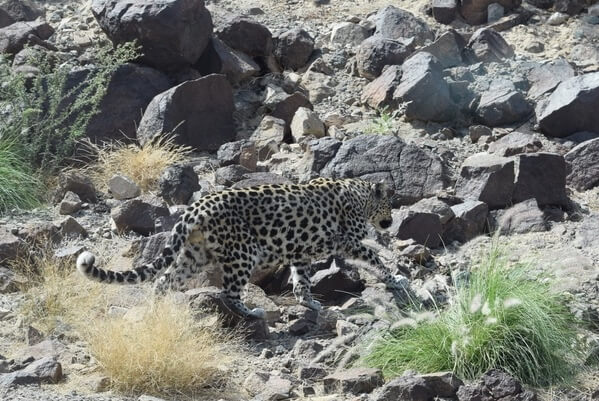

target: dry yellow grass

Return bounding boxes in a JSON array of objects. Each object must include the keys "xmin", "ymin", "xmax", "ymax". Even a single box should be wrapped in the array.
[
  {"xmin": 83, "ymin": 295, "xmax": 243, "ymax": 397},
  {"xmin": 81, "ymin": 135, "xmax": 192, "ymax": 193}
]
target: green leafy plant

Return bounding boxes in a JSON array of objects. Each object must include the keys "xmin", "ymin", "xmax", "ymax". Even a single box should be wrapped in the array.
[
  {"xmin": 365, "ymin": 246, "xmax": 584, "ymax": 387},
  {"xmin": 366, "ymin": 106, "xmax": 396, "ymax": 135}
]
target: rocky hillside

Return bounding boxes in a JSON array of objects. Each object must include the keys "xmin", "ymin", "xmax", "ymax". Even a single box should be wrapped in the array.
[{"xmin": 0, "ymin": 0, "xmax": 599, "ymax": 400}]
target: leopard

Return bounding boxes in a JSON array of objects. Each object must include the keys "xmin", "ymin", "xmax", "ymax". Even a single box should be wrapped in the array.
[{"xmin": 76, "ymin": 177, "xmax": 403, "ymax": 319}]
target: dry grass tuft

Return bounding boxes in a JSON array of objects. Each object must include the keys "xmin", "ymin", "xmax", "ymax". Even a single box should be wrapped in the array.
[
  {"xmin": 82, "ymin": 295, "xmax": 242, "ymax": 397},
  {"xmin": 81, "ymin": 135, "xmax": 192, "ymax": 193}
]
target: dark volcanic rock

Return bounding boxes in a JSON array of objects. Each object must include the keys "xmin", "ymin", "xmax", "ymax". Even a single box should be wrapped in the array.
[
  {"xmin": 195, "ymin": 37, "xmax": 260, "ymax": 84},
  {"xmin": 475, "ymin": 86, "xmax": 532, "ymax": 126},
  {"xmin": 274, "ymin": 28, "xmax": 314, "ymax": 70},
  {"xmin": 323, "ymin": 368, "xmax": 383, "ymax": 395},
  {"xmin": 311, "ymin": 260, "xmax": 365, "ymax": 303},
  {"xmin": 432, "ymin": 0, "xmax": 459, "ymax": 24},
  {"xmin": 537, "ymin": 72, "xmax": 599, "ymax": 138},
  {"xmin": 393, "ymin": 52, "xmax": 457, "ymax": 122},
  {"xmin": 465, "ymin": 28, "xmax": 514, "ymax": 63},
  {"xmin": 390, "ymin": 209, "xmax": 443, "ymax": 248},
  {"xmin": 111, "ymin": 196, "xmax": 169, "ymax": 235},
  {"xmin": 361, "ymin": 65, "xmax": 402, "ymax": 109},
  {"xmin": 356, "ymin": 36, "xmax": 413, "ymax": 80},
  {"xmin": 321, "ymin": 134, "xmax": 449, "ymax": 205},
  {"xmin": 373, "ymin": 372, "xmax": 463, "ymax": 401},
  {"xmin": 497, "ymin": 198, "xmax": 548, "ymax": 234},
  {"xmin": 269, "ymin": 92, "xmax": 313, "ymax": 137},
  {"xmin": 419, "ymin": 30, "xmax": 466, "ymax": 68},
  {"xmin": 460, "ymin": 0, "xmax": 522, "ymax": 25},
  {"xmin": 0, "ymin": 0, "xmax": 44, "ymax": 23},
  {"xmin": 565, "ymin": 137, "xmax": 599, "ymax": 191},
  {"xmin": 137, "ymin": 74, "xmax": 235, "ymax": 152},
  {"xmin": 217, "ymin": 17, "xmax": 272, "ymax": 58},
  {"xmin": 158, "ymin": 165, "xmax": 200, "ymax": 205},
  {"xmin": 91, "ymin": 0, "xmax": 213, "ymax": 70},
  {"xmin": 487, "ymin": 131, "xmax": 543, "ymax": 156},
  {"xmin": 0, "ymin": 20, "xmax": 54, "ymax": 54},
  {"xmin": 512, "ymin": 153, "xmax": 568, "ymax": 207},
  {"xmin": 373, "ymin": 5, "xmax": 434, "ymax": 46},
  {"xmin": 444, "ymin": 200, "xmax": 489, "ymax": 243}
]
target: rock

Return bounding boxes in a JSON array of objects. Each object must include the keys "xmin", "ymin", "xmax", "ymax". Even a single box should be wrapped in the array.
[
  {"xmin": 217, "ymin": 140, "xmax": 258, "ymax": 170},
  {"xmin": 311, "ymin": 259, "xmax": 365, "ymax": 303},
  {"xmin": 243, "ymin": 284, "xmax": 280, "ymax": 324},
  {"xmin": 497, "ymin": 198, "xmax": 548, "ymax": 234},
  {"xmin": 0, "ymin": 357, "xmax": 62, "ymax": 387},
  {"xmin": 465, "ymin": 28, "xmax": 514, "ymax": 63},
  {"xmin": 110, "ymin": 196, "xmax": 169, "ymax": 235},
  {"xmin": 537, "ymin": 72, "xmax": 599, "ymax": 138},
  {"xmin": 361, "ymin": 65, "xmax": 402, "ymax": 109},
  {"xmin": 91, "ymin": 0, "xmax": 212, "ymax": 70},
  {"xmin": 304, "ymin": 137, "xmax": 342, "ymax": 174},
  {"xmin": 59, "ymin": 216, "xmax": 88, "ymax": 239},
  {"xmin": 321, "ymin": 134, "xmax": 449, "ymax": 205},
  {"xmin": 469, "ymin": 125, "xmax": 493, "ymax": 143},
  {"xmin": 527, "ymin": 59, "xmax": 575, "ymax": 100},
  {"xmin": 231, "ymin": 172, "xmax": 292, "ymax": 188},
  {"xmin": 244, "ymin": 372, "xmax": 291, "ymax": 400},
  {"xmin": 432, "ymin": 0, "xmax": 459, "ymax": 24},
  {"xmin": 323, "ymin": 368, "xmax": 384, "ymax": 395},
  {"xmin": 330, "ymin": 22, "xmax": 370, "ymax": 47},
  {"xmin": 390, "ymin": 209, "xmax": 443, "ymax": 248},
  {"xmin": 513, "ymin": 153, "xmax": 568, "ymax": 207},
  {"xmin": 443, "ymin": 200, "xmax": 489, "ymax": 243},
  {"xmin": 419, "ymin": 372, "xmax": 464, "ymax": 398},
  {"xmin": 565, "ymin": 137, "xmax": 599, "ymax": 191},
  {"xmin": 274, "ymin": 28, "xmax": 314, "ymax": 70},
  {"xmin": 476, "ymin": 86, "xmax": 532, "ymax": 126},
  {"xmin": 188, "ymin": 286, "xmax": 269, "ymax": 340},
  {"xmin": 460, "ymin": 0, "xmax": 521, "ymax": 25},
  {"xmin": 158, "ymin": 165, "xmax": 200, "ymax": 205},
  {"xmin": 525, "ymin": 0, "xmax": 554, "ymax": 8},
  {"xmin": 419, "ymin": 30, "xmax": 465, "ymax": 68},
  {"xmin": 85, "ymin": 63, "xmax": 171, "ymax": 143},
  {"xmin": 195, "ymin": 37, "xmax": 260, "ymax": 84},
  {"xmin": 412, "ymin": 197, "xmax": 455, "ymax": 225},
  {"xmin": 300, "ymin": 70, "xmax": 336, "ymax": 102},
  {"xmin": 562, "ymin": 131, "xmax": 599, "ymax": 145},
  {"xmin": 548, "ymin": 11, "xmax": 569, "ymax": 25},
  {"xmin": 214, "ymin": 165, "xmax": 252, "ymax": 187},
  {"xmin": 373, "ymin": 374, "xmax": 433, "ymax": 401},
  {"xmin": 356, "ymin": 36, "xmax": 413, "ymax": 80},
  {"xmin": 54, "ymin": 171, "xmax": 97, "ymax": 204},
  {"xmin": 217, "ymin": 17, "xmax": 272, "ymax": 58},
  {"xmin": 455, "ymin": 153, "xmax": 515, "ymax": 209},
  {"xmin": 137, "ymin": 74, "xmax": 235, "ymax": 152},
  {"xmin": 487, "ymin": 131, "xmax": 543, "ymax": 156},
  {"xmin": 58, "ymin": 191, "xmax": 82, "ymax": 215},
  {"xmin": 0, "ymin": 9, "xmax": 12, "ymax": 28},
  {"xmin": 0, "ymin": 20, "xmax": 54, "ymax": 54},
  {"xmin": 554, "ymin": 0, "xmax": 585, "ymax": 15},
  {"xmin": 250, "ymin": 116, "xmax": 286, "ymax": 160},
  {"xmin": 298, "ymin": 365, "xmax": 327, "ymax": 380},
  {"xmin": 290, "ymin": 107, "xmax": 325, "ymax": 141},
  {"xmin": 488, "ymin": 3, "xmax": 505, "ymax": 22},
  {"xmin": 0, "ymin": 0, "xmax": 44, "ymax": 23},
  {"xmin": 393, "ymin": 52, "xmax": 457, "ymax": 122},
  {"xmin": 373, "ymin": 6, "xmax": 434, "ymax": 46},
  {"xmin": 269, "ymin": 91, "xmax": 313, "ymax": 137},
  {"xmin": 0, "ymin": 228, "xmax": 20, "ymax": 265},
  {"xmin": 108, "ymin": 175, "xmax": 140, "ymax": 200}
]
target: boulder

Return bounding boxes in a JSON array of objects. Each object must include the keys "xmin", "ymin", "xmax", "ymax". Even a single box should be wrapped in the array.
[
  {"xmin": 269, "ymin": 91, "xmax": 313, "ymax": 137},
  {"xmin": 0, "ymin": 357, "xmax": 62, "ymax": 387},
  {"xmin": 487, "ymin": 131, "xmax": 542, "ymax": 156},
  {"xmin": 411, "ymin": 197, "xmax": 455, "ymax": 225},
  {"xmin": 554, "ymin": 0, "xmax": 585, "ymax": 15},
  {"xmin": 0, "ymin": 9, "xmax": 10, "ymax": 29},
  {"xmin": 419, "ymin": 30, "xmax": 466, "ymax": 68},
  {"xmin": 54, "ymin": 171, "xmax": 97, "ymax": 204},
  {"xmin": 460, "ymin": 0, "xmax": 522, "ymax": 25},
  {"xmin": 497, "ymin": 198, "xmax": 548, "ymax": 234},
  {"xmin": 432, "ymin": 0, "xmax": 459, "ymax": 24},
  {"xmin": 108, "ymin": 175, "xmax": 140, "ymax": 200},
  {"xmin": 565, "ymin": 137, "xmax": 599, "ymax": 191},
  {"xmin": 274, "ymin": 28, "xmax": 314, "ymax": 70},
  {"xmin": 361, "ymin": 65, "xmax": 402, "ymax": 109},
  {"xmin": 58, "ymin": 191, "xmax": 83, "ymax": 215},
  {"xmin": 390, "ymin": 209, "xmax": 443, "ymax": 248},
  {"xmin": 0, "ymin": 228, "xmax": 20, "ymax": 265},
  {"xmin": 393, "ymin": 52, "xmax": 457, "ymax": 122},
  {"xmin": 250, "ymin": 116, "xmax": 286, "ymax": 160},
  {"xmin": 513, "ymin": 153, "xmax": 568, "ymax": 206},
  {"xmin": 455, "ymin": 153, "xmax": 515, "ymax": 209},
  {"xmin": 373, "ymin": 6, "xmax": 434, "ymax": 46},
  {"xmin": 537, "ymin": 72, "xmax": 599, "ymax": 138},
  {"xmin": 0, "ymin": 20, "xmax": 53, "ymax": 54},
  {"xmin": 137, "ymin": 74, "xmax": 235, "ymax": 152},
  {"xmin": 300, "ymin": 70, "xmax": 336, "ymax": 103},
  {"xmin": 290, "ymin": 107, "xmax": 325, "ymax": 141},
  {"xmin": 217, "ymin": 17, "xmax": 272, "ymax": 58},
  {"xmin": 373, "ymin": 372, "xmax": 463, "ymax": 401},
  {"xmin": 321, "ymin": 134, "xmax": 449, "ymax": 205},
  {"xmin": 311, "ymin": 259, "xmax": 365, "ymax": 303},
  {"xmin": 158, "ymin": 165, "xmax": 200, "ymax": 205},
  {"xmin": 110, "ymin": 196, "xmax": 169, "ymax": 235},
  {"xmin": 195, "ymin": 37, "xmax": 260, "ymax": 84},
  {"xmin": 58, "ymin": 217, "xmax": 87, "ymax": 239},
  {"xmin": 330, "ymin": 22, "xmax": 370, "ymax": 47},
  {"xmin": 91, "ymin": 0, "xmax": 213, "ymax": 70},
  {"xmin": 475, "ymin": 86, "xmax": 532, "ymax": 126},
  {"xmin": 304, "ymin": 137, "xmax": 342, "ymax": 174},
  {"xmin": 217, "ymin": 140, "xmax": 257, "ymax": 170},
  {"xmin": 465, "ymin": 28, "xmax": 514, "ymax": 63},
  {"xmin": 323, "ymin": 368, "xmax": 384, "ymax": 395},
  {"xmin": 356, "ymin": 36, "xmax": 413, "ymax": 80},
  {"xmin": 85, "ymin": 63, "xmax": 171, "ymax": 142},
  {"xmin": 457, "ymin": 369, "xmax": 537, "ymax": 401},
  {"xmin": 527, "ymin": 58, "xmax": 575, "ymax": 99},
  {"xmin": 0, "ymin": 0, "xmax": 44, "ymax": 23},
  {"xmin": 443, "ymin": 200, "xmax": 489, "ymax": 243},
  {"xmin": 214, "ymin": 165, "xmax": 252, "ymax": 187}
]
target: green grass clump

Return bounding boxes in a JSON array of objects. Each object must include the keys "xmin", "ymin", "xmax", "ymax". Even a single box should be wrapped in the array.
[
  {"xmin": 366, "ymin": 106, "xmax": 396, "ymax": 135},
  {"xmin": 0, "ymin": 135, "xmax": 42, "ymax": 211},
  {"xmin": 365, "ymin": 247, "xmax": 584, "ymax": 387}
]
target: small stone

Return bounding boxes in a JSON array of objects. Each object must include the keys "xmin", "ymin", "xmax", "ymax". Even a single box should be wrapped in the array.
[
  {"xmin": 59, "ymin": 191, "xmax": 82, "ymax": 215},
  {"xmin": 251, "ymin": 116, "xmax": 286, "ymax": 161},
  {"xmin": 59, "ymin": 217, "xmax": 87, "ymax": 239},
  {"xmin": 548, "ymin": 12, "xmax": 568, "ymax": 25},
  {"xmin": 487, "ymin": 3, "xmax": 505, "ymax": 22},
  {"xmin": 290, "ymin": 107, "xmax": 326, "ymax": 141},
  {"xmin": 330, "ymin": 22, "xmax": 369, "ymax": 47},
  {"xmin": 324, "ymin": 368, "xmax": 384, "ymax": 395},
  {"xmin": 108, "ymin": 175, "xmax": 140, "ymax": 200},
  {"xmin": 469, "ymin": 125, "xmax": 492, "ymax": 143}
]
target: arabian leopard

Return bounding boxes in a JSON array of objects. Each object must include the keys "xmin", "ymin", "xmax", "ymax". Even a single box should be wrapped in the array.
[{"xmin": 76, "ymin": 177, "xmax": 403, "ymax": 318}]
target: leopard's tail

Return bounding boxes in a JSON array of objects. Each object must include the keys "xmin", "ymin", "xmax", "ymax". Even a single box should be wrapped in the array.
[{"xmin": 76, "ymin": 218, "xmax": 192, "ymax": 284}]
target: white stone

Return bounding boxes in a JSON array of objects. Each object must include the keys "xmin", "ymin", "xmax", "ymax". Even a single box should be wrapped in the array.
[
  {"xmin": 290, "ymin": 107, "xmax": 326, "ymax": 142},
  {"xmin": 108, "ymin": 175, "xmax": 140, "ymax": 200}
]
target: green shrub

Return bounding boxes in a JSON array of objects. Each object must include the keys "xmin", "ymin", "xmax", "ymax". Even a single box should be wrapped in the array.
[
  {"xmin": 365, "ymin": 247, "xmax": 584, "ymax": 386},
  {"xmin": 366, "ymin": 106, "xmax": 396, "ymax": 135},
  {"xmin": 0, "ymin": 134, "xmax": 41, "ymax": 211}
]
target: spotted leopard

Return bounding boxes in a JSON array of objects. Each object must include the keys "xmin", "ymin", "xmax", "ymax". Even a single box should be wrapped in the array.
[{"xmin": 76, "ymin": 177, "xmax": 402, "ymax": 318}]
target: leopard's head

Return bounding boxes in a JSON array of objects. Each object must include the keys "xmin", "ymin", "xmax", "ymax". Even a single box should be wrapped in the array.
[{"xmin": 367, "ymin": 181, "xmax": 392, "ymax": 231}]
